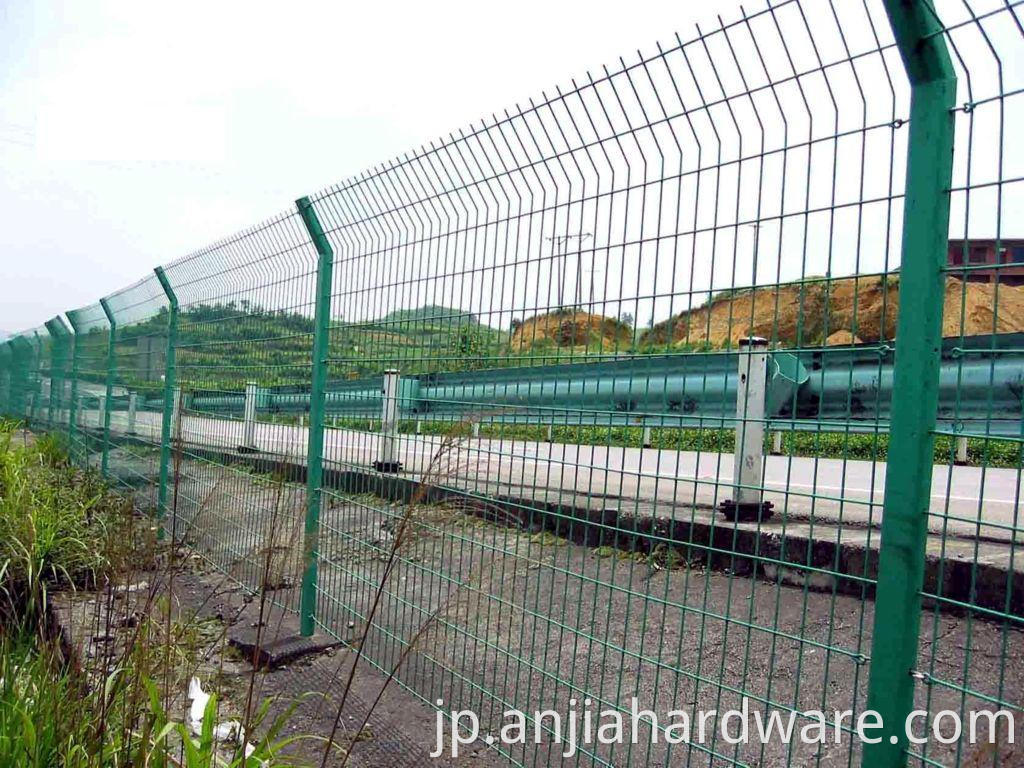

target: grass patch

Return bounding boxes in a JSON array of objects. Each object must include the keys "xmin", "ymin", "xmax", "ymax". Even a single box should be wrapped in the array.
[
  {"xmin": 315, "ymin": 417, "xmax": 1022, "ymax": 469},
  {"xmin": 0, "ymin": 423, "xmax": 136, "ymax": 624},
  {"xmin": 0, "ymin": 420, "xmax": 305, "ymax": 766}
]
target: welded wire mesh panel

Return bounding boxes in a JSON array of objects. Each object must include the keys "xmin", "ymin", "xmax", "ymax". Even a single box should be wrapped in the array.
[
  {"xmin": 4, "ymin": 326, "xmax": 48, "ymax": 426},
  {"xmin": 100, "ymin": 275, "xmax": 171, "ymax": 510},
  {"xmin": 914, "ymin": 2, "xmax": 1024, "ymax": 766},
  {"xmin": 23, "ymin": 326, "xmax": 49, "ymax": 426},
  {"xmin": 293, "ymin": 2, "xmax": 1024, "ymax": 766},
  {"xmin": 66, "ymin": 303, "xmax": 112, "ymax": 468},
  {"xmin": 159, "ymin": 211, "xmax": 316, "ymax": 605},
  {"xmin": 299, "ymin": 3, "xmax": 925, "ymax": 765},
  {"xmin": 0, "ymin": 338, "xmax": 27, "ymax": 420},
  {"xmin": 44, "ymin": 316, "xmax": 73, "ymax": 434}
]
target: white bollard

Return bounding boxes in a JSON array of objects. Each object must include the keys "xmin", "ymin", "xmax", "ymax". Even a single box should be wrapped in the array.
[
  {"xmin": 241, "ymin": 382, "xmax": 258, "ymax": 451},
  {"xmin": 374, "ymin": 370, "xmax": 402, "ymax": 472},
  {"xmin": 546, "ymin": 424, "xmax": 553, "ymax": 442},
  {"xmin": 127, "ymin": 392, "xmax": 138, "ymax": 434},
  {"xmin": 642, "ymin": 425, "xmax": 653, "ymax": 448},
  {"xmin": 98, "ymin": 396, "xmax": 106, "ymax": 430},
  {"xmin": 721, "ymin": 337, "xmax": 773, "ymax": 522},
  {"xmin": 771, "ymin": 430, "xmax": 783, "ymax": 455},
  {"xmin": 416, "ymin": 419, "xmax": 422, "ymax": 435},
  {"xmin": 472, "ymin": 422, "xmax": 481, "ymax": 438},
  {"xmin": 955, "ymin": 435, "xmax": 969, "ymax": 465}
]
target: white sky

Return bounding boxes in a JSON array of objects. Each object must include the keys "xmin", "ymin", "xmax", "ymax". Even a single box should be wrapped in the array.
[
  {"xmin": 1, "ymin": 0, "xmax": 1020, "ymax": 334},
  {"xmin": 0, "ymin": 0, "xmax": 750, "ymax": 333}
]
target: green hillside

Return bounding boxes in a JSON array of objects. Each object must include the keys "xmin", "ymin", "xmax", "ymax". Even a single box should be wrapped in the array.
[{"xmin": 101, "ymin": 301, "xmax": 507, "ymax": 392}]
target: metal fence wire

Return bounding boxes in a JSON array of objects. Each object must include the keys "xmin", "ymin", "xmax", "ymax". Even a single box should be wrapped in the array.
[{"xmin": 1, "ymin": 1, "xmax": 1022, "ymax": 765}]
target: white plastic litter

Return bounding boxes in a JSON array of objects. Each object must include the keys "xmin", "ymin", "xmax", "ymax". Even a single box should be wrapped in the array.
[{"xmin": 187, "ymin": 677, "xmax": 262, "ymax": 762}]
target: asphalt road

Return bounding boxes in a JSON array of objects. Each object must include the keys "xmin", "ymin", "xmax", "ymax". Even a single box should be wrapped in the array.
[{"xmin": 83, "ymin": 407, "xmax": 1023, "ymax": 545}]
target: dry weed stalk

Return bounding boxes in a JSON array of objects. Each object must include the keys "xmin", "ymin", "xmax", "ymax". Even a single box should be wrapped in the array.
[{"xmin": 317, "ymin": 416, "xmax": 512, "ymax": 768}]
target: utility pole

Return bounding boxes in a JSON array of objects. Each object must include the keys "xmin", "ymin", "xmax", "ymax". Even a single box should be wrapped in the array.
[{"xmin": 545, "ymin": 234, "xmax": 592, "ymax": 308}]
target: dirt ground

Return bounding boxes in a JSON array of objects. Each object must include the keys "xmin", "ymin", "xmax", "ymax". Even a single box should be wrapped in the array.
[
  {"xmin": 97, "ymin": 445, "xmax": 1023, "ymax": 766},
  {"xmin": 510, "ymin": 311, "xmax": 633, "ymax": 353},
  {"xmin": 504, "ymin": 276, "xmax": 1024, "ymax": 356},
  {"xmin": 642, "ymin": 275, "xmax": 1024, "ymax": 348}
]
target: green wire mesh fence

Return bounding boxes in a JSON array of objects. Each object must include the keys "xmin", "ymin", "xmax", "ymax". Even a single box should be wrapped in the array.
[
  {"xmin": 158, "ymin": 211, "xmax": 318, "ymax": 609},
  {"xmin": 97, "ymin": 275, "xmax": 171, "ymax": 515},
  {"xmin": 64, "ymin": 303, "xmax": 112, "ymax": 470},
  {"xmin": 1, "ymin": 1, "xmax": 1022, "ymax": 765}
]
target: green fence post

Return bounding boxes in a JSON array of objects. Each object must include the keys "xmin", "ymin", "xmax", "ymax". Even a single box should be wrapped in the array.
[
  {"xmin": 45, "ymin": 319, "xmax": 64, "ymax": 430},
  {"xmin": 865, "ymin": 2, "xmax": 956, "ymax": 765},
  {"xmin": 296, "ymin": 196, "xmax": 334, "ymax": 637},
  {"xmin": 24, "ymin": 332, "xmax": 38, "ymax": 425},
  {"xmin": 65, "ymin": 312, "xmax": 82, "ymax": 458},
  {"xmin": 0, "ymin": 343, "xmax": 11, "ymax": 416},
  {"xmin": 154, "ymin": 266, "xmax": 178, "ymax": 540},
  {"xmin": 99, "ymin": 298, "xmax": 117, "ymax": 478},
  {"xmin": 44, "ymin": 317, "xmax": 71, "ymax": 432},
  {"xmin": 32, "ymin": 330, "xmax": 46, "ymax": 425},
  {"xmin": 9, "ymin": 336, "xmax": 32, "ymax": 421}
]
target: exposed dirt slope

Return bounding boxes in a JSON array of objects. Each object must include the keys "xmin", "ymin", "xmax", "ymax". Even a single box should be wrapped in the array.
[
  {"xmin": 641, "ymin": 276, "xmax": 1024, "ymax": 348},
  {"xmin": 509, "ymin": 311, "xmax": 633, "ymax": 352}
]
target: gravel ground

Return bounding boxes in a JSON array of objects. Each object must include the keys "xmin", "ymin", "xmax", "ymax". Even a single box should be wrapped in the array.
[
  {"xmin": 308, "ymin": 497, "xmax": 1022, "ymax": 767},
  {"xmin": 97, "ymin": 443, "xmax": 1023, "ymax": 766}
]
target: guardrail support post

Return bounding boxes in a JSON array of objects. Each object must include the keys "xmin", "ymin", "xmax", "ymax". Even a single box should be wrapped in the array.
[
  {"xmin": 99, "ymin": 298, "xmax": 117, "ymax": 478},
  {"xmin": 374, "ymin": 369, "xmax": 402, "ymax": 472},
  {"xmin": 240, "ymin": 381, "xmax": 259, "ymax": 451},
  {"xmin": 127, "ymin": 392, "xmax": 138, "ymax": 435},
  {"xmin": 954, "ymin": 435, "xmax": 968, "ymax": 465},
  {"xmin": 172, "ymin": 387, "xmax": 182, "ymax": 434},
  {"xmin": 296, "ymin": 196, "xmax": 335, "ymax": 636},
  {"xmin": 719, "ymin": 336, "xmax": 772, "ymax": 522},
  {"xmin": 154, "ymin": 267, "xmax": 179, "ymax": 540},
  {"xmin": 866, "ymin": 2, "xmax": 956, "ymax": 765}
]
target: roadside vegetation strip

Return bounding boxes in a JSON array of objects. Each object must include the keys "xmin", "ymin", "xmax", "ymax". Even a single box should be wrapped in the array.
[
  {"xmin": 0, "ymin": 421, "xmax": 132, "ymax": 624},
  {"xmin": 0, "ymin": 420, "xmax": 309, "ymax": 766},
  {"xmin": 258, "ymin": 416, "xmax": 1022, "ymax": 469}
]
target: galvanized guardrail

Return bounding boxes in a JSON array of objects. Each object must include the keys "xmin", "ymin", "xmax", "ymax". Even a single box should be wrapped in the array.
[{"xmin": 170, "ymin": 333, "xmax": 1023, "ymax": 437}]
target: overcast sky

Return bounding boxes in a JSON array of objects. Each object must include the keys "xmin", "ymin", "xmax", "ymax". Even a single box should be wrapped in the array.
[
  {"xmin": 1, "ymin": 0, "xmax": 1019, "ymax": 336},
  {"xmin": 0, "ymin": 0, "xmax": 754, "ymax": 334}
]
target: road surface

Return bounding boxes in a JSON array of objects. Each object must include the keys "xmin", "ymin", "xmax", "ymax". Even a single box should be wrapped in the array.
[{"xmin": 73, "ymin": 406, "xmax": 1022, "ymax": 546}]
